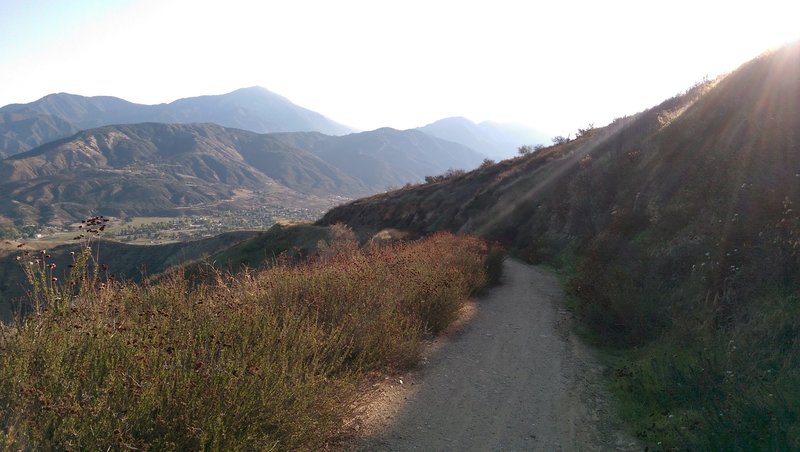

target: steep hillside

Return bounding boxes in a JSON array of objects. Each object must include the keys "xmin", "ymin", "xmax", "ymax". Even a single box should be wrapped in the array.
[
  {"xmin": 323, "ymin": 44, "xmax": 800, "ymax": 256},
  {"xmin": 417, "ymin": 117, "xmax": 549, "ymax": 160},
  {"xmin": 0, "ymin": 87, "xmax": 352, "ymax": 156},
  {"xmin": 322, "ymin": 44, "xmax": 800, "ymax": 449}
]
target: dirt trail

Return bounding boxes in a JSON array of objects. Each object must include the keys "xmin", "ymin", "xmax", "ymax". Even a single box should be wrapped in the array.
[{"xmin": 352, "ymin": 259, "xmax": 638, "ymax": 451}]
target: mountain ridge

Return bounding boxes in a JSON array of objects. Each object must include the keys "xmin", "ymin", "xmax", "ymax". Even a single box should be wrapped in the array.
[
  {"xmin": 0, "ymin": 87, "xmax": 353, "ymax": 156},
  {"xmin": 0, "ymin": 122, "xmax": 484, "ymax": 224}
]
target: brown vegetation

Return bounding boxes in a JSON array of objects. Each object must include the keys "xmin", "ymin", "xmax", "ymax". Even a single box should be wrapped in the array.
[{"xmin": 0, "ymin": 231, "xmax": 496, "ymax": 449}]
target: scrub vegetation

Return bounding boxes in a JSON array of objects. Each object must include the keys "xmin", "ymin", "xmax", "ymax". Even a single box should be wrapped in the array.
[{"xmin": 0, "ymin": 228, "xmax": 499, "ymax": 450}]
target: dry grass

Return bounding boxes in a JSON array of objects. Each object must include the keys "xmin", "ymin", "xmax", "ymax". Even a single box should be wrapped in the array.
[{"xmin": 0, "ymin": 231, "xmax": 492, "ymax": 450}]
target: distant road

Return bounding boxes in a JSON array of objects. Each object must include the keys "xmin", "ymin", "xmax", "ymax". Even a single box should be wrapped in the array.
[{"xmin": 356, "ymin": 259, "xmax": 638, "ymax": 451}]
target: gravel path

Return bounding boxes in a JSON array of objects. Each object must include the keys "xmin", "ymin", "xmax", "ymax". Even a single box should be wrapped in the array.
[{"xmin": 355, "ymin": 259, "xmax": 638, "ymax": 451}]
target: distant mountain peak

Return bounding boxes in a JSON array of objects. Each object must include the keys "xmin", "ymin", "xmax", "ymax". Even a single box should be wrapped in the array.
[
  {"xmin": 233, "ymin": 86, "xmax": 276, "ymax": 94},
  {"xmin": 424, "ymin": 116, "xmax": 475, "ymax": 126},
  {"xmin": 372, "ymin": 127, "xmax": 402, "ymax": 133}
]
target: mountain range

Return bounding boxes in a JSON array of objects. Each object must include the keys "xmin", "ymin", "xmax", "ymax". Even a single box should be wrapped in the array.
[
  {"xmin": 0, "ymin": 87, "xmax": 353, "ymax": 157},
  {"xmin": 0, "ymin": 87, "xmax": 539, "ymax": 228},
  {"xmin": 0, "ymin": 87, "xmax": 547, "ymax": 163},
  {"xmin": 0, "ymin": 122, "xmax": 484, "ymax": 224}
]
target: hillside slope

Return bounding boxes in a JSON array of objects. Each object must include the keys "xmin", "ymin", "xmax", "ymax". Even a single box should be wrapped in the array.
[
  {"xmin": 322, "ymin": 43, "xmax": 800, "ymax": 449},
  {"xmin": 323, "ymin": 45, "xmax": 800, "ymax": 257}
]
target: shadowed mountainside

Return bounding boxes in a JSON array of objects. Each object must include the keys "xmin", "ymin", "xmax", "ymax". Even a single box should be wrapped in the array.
[{"xmin": 321, "ymin": 43, "xmax": 800, "ymax": 449}]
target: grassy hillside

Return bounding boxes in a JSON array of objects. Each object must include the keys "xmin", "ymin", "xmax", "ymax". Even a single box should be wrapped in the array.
[
  {"xmin": 0, "ymin": 232, "xmax": 495, "ymax": 449},
  {"xmin": 320, "ymin": 43, "xmax": 800, "ymax": 449}
]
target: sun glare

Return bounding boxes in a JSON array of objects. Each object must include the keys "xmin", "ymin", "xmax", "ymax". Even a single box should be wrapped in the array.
[{"xmin": 1, "ymin": 0, "xmax": 799, "ymax": 133}]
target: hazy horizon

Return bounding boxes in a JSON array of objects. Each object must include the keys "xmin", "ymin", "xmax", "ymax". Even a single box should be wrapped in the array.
[{"xmin": 2, "ymin": 0, "xmax": 798, "ymax": 135}]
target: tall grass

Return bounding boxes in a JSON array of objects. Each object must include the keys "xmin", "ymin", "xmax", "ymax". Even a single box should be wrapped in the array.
[
  {"xmin": 567, "ymin": 232, "xmax": 800, "ymax": 449},
  {"xmin": 0, "ymin": 231, "xmax": 493, "ymax": 450},
  {"xmin": 605, "ymin": 289, "xmax": 800, "ymax": 450}
]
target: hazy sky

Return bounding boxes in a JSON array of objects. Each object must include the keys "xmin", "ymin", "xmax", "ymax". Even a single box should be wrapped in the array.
[{"xmin": 1, "ymin": 0, "xmax": 798, "ymax": 135}]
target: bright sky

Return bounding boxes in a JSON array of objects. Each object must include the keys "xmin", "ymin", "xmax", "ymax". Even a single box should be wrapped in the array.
[{"xmin": 1, "ymin": 0, "xmax": 798, "ymax": 135}]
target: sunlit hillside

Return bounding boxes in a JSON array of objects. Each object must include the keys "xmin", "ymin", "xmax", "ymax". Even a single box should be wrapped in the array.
[{"xmin": 320, "ymin": 42, "xmax": 800, "ymax": 449}]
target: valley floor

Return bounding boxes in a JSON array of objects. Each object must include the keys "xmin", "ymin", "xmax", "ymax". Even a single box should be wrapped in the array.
[{"xmin": 350, "ymin": 259, "xmax": 637, "ymax": 451}]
